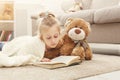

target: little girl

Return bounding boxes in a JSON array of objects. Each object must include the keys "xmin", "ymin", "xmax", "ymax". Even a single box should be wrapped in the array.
[
  {"xmin": 1, "ymin": 12, "xmax": 61, "ymax": 66},
  {"xmin": 37, "ymin": 12, "xmax": 62, "ymax": 62}
]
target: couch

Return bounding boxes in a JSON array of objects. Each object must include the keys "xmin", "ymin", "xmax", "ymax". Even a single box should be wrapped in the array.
[
  {"xmin": 31, "ymin": 0, "xmax": 120, "ymax": 55},
  {"xmin": 59, "ymin": 0, "xmax": 120, "ymax": 44}
]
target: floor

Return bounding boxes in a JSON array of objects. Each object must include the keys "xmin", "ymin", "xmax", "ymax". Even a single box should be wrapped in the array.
[{"xmin": 78, "ymin": 70, "xmax": 120, "ymax": 80}]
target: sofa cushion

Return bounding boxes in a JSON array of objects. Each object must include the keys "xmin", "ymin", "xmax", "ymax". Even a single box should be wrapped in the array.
[
  {"xmin": 58, "ymin": 9, "xmax": 95, "ymax": 25},
  {"xmin": 90, "ymin": 0, "xmax": 120, "ymax": 9},
  {"xmin": 94, "ymin": 6, "xmax": 120, "ymax": 24},
  {"xmin": 89, "ymin": 43, "xmax": 120, "ymax": 56}
]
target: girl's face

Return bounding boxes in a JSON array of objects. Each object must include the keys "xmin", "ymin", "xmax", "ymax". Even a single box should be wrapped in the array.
[{"xmin": 42, "ymin": 25, "xmax": 60, "ymax": 49}]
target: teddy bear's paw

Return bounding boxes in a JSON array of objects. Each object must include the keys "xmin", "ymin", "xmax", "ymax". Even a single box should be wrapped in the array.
[
  {"xmin": 85, "ymin": 52, "xmax": 92, "ymax": 60},
  {"xmin": 85, "ymin": 56, "xmax": 92, "ymax": 60},
  {"xmin": 71, "ymin": 53, "xmax": 85, "ymax": 60},
  {"xmin": 71, "ymin": 47, "xmax": 85, "ymax": 60},
  {"xmin": 85, "ymin": 50, "xmax": 92, "ymax": 60}
]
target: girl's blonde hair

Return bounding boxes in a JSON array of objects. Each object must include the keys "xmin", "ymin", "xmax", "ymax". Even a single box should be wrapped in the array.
[{"xmin": 37, "ymin": 12, "xmax": 60, "ymax": 39}]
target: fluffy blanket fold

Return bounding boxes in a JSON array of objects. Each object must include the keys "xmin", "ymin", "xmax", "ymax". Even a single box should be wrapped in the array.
[{"xmin": 0, "ymin": 36, "xmax": 45, "ymax": 67}]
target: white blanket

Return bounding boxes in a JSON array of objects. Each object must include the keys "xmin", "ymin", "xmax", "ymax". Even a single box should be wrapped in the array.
[{"xmin": 0, "ymin": 36, "xmax": 45, "ymax": 67}]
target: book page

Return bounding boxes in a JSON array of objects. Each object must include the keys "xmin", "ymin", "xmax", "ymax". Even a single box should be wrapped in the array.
[
  {"xmin": 51, "ymin": 56, "xmax": 80, "ymax": 65},
  {"xmin": 35, "ymin": 61, "xmax": 63, "ymax": 65}
]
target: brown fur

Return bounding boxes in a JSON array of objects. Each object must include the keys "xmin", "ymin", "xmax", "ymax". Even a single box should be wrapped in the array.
[
  {"xmin": 60, "ymin": 34, "xmax": 75, "ymax": 55},
  {"xmin": 44, "ymin": 48, "xmax": 60, "ymax": 59},
  {"xmin": 44, "ymin": 39, "xmax": 63, "ymax": 59}
]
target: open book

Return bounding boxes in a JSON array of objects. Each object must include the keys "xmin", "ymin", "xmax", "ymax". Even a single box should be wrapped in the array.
[{"xmin": 33, "ymin": 56, "xmax": 81, "ymax": 69}]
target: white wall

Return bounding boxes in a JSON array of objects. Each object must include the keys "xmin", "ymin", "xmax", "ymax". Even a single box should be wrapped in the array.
[
  {"xmin": 14, "ymin": 0, "xmax": 65, "ymax": 37},
  {"xmin": 14, "ymin": 1, "xmax": 46, "ymax": 37},
  {"xmin": 15, "ymin": 0, "xmax": 64, "ymax": 14},
  {"xmin": 40, "ymin": 0, "xmax": 65, "ymax": 15}
]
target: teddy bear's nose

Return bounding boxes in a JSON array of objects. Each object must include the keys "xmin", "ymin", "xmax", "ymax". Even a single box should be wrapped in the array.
[{"xmin": 75, "ymin": 29, "xmax": 81, "ymax": 34}]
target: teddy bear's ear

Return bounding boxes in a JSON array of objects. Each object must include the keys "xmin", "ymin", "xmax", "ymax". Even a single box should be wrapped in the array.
[
  {"xmin": 64, "ymin": 18, "xmax": 73, "ymax": 27},
  {"xmin": 86, "ymin": 22, "xmax": 91, "ymax": 32}
]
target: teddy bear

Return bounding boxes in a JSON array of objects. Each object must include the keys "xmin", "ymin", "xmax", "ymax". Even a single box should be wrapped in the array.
[
  {"xmin": 68, "ymin": 0, "xmax": 83, "ymax": 13},
  {"xmin": 0, "ymin": 3, "xmax": 14, "ymax": 20},
  {"xmin": 60, "ymin": 18, "xmax": 92, "ymax": 60}
]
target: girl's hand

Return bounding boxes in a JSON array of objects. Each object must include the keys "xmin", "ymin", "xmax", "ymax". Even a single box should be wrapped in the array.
[{"xmin": 41, "ymin": 58, "xmax": 51, "ymax": 62}]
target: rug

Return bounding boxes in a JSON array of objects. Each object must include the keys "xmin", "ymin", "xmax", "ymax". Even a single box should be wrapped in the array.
[{"xmin": 0, "ymin": 54, "xmax": 120, "ymax": 80}]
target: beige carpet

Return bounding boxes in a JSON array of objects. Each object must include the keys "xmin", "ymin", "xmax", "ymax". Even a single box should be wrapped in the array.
[{"xmin": 0, "ymin": 54, "xmax": 120, "ymax": 80}]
